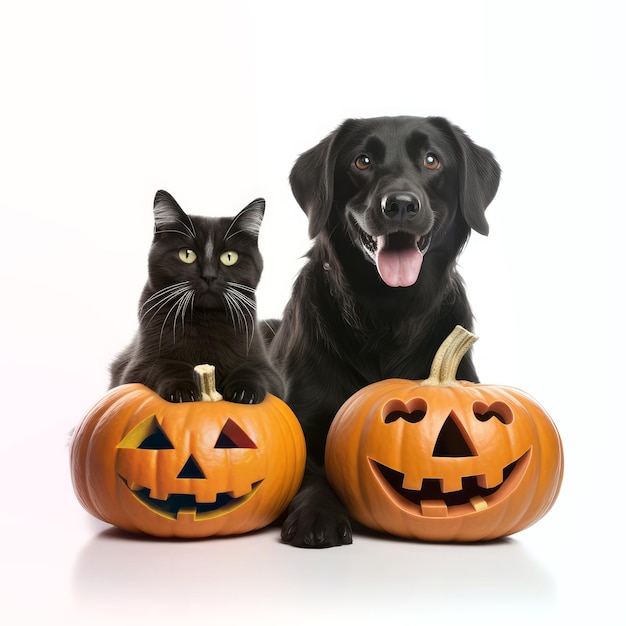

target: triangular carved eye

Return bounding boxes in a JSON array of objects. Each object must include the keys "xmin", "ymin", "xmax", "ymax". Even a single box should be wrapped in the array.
[
  {"xmin": 139, "ymin": 423, "xmax": 175, "ymax": 449},
  {"xmin": 215, "ymin": 418, "xmax": 257, "ymax": 449},
  {"xmin": 117, "ymin": 415, "xmax": 174, "ymax": 449}
]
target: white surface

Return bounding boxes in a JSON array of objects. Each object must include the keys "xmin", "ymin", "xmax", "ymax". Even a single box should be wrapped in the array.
[{"xmin": 1, "ymin": 1, "xmax": 624, "ymax": 623}]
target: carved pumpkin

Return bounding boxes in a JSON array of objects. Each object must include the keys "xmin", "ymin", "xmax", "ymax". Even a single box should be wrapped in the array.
[
  {"xmin": 325, "ymin": 327, "xmax": 564, "ymax": 542},
  {"xmin": 70, "ymin": 365, "xmax": 306, "ymax": 538}
]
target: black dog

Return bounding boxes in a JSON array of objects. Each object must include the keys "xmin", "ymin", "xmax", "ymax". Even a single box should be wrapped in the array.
[{"xmin": 270, "ymin": 116, "xmax": 500, "ymax": 547}]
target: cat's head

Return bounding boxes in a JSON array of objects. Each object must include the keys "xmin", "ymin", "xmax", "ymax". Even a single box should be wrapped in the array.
[{"xmin": 147, "ymin": 190, "xmax": 265, "ymax": 311}]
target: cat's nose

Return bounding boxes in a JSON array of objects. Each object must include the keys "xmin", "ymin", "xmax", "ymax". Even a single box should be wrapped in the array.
[{"xmin": 202, "ymin": 266, "xmax": 218, "ymax": 283}]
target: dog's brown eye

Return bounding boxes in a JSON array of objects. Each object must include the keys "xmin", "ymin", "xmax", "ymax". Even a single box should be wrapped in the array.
[
  {"xmin": 355, "ymin": 155, "xmax": 371, "ymax": 171},
  {"xmin": 423, "ymin": 153, "xmax": 440, "ymax": 170}
]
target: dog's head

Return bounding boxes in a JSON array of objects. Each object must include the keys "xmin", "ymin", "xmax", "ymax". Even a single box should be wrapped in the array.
[{"xmin": 290, "ymin": 116, "xmax": 501, "ymax": 287}]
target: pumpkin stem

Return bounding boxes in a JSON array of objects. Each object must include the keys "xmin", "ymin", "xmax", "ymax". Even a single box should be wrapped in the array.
[
  {"xmin": 193, "ymin": 364, "xmax": 224, "ymax": 402},
  {"xmin": 421, "ymin": 325, "xmax": 478, "ymax": 386}
]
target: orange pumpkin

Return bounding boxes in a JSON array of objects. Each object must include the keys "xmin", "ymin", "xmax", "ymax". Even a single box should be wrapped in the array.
[
  {"xmin": 70, "ymin": 365, "xmax": 306, "ymax": 538},
  {"xmin": 325, "ymin": 327, "xmax": 564, "ymax": 542}
]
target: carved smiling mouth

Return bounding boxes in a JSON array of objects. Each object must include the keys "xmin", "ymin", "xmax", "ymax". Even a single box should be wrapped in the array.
[
  {"xmin": 369, "ymin": 449, "xmax": 531, "ymax": 517},
  {"xmin": 118, "ymin": 475, "xmax": 263, "ymax": 521}
]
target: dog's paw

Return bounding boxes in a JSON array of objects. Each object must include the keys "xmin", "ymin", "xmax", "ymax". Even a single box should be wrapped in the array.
[{"xmin": 280, "ymin": 506, "xmax": 353, "ymax": 548}]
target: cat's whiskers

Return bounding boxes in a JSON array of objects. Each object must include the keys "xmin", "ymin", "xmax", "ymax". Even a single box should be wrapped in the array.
[
  {"xmin": 157, "ymin": 287, "xmax": 196, "ymax": 350},
  {"xmin": 140, "ymin": 282, "xmax": 192, "ymax": 322},
  {"xmin": 139, "ymin": 282, "xmax": 197, "ymax": 350},
  {"xmin": 223, "ymin": 282, "xmax": 257, "ymax": 352},
  {"xmin": 171, "ymin": 289, "xmax": 195, "ymax": 345},
  {"xmin": 228, "ymin": 283, "xmax": 255, "ymax": 294}
]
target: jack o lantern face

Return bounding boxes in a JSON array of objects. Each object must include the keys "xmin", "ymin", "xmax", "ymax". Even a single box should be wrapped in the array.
[
  {"xmin": 325, "ymin": 378, "xmax": 563, "ymax": 542},
  {"xmin": 116, "ymin": 415, "xmax": 263, "ymax": 521},
  {"xmin": 370, "ymin": 397, "xmax": 531, "ymax": 518},
  {"xmin": 70, "ymin": 381, "xmax": 307, "ymax": 538}
]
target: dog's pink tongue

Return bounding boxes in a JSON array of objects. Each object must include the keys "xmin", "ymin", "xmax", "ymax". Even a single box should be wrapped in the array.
[{"xmin": 376, "ymin": 243, "xmax": 423, "ymax": 287}]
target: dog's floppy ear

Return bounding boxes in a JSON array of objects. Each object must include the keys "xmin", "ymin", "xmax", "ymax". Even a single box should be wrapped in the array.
[
  {"xmin": 289, "ymin": 127, "xmax": 342, "ymax": 239},
  {"xmin": 432, "ymin": 118, "xmax": 501, "ymax": 236}
]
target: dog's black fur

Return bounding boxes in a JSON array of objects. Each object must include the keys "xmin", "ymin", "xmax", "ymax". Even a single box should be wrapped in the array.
[{"xmin": 270, "ymin": 116, "xmax": 501, "ymax": 547}]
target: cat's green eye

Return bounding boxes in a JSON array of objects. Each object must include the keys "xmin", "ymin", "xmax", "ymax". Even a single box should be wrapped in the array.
[
  {"xmin": 178, "ymin": 248, "xmax": 197, "ymax": 264},
  {"xmin": 220, "ymin": 251, "xmax": 239, "ymax": 266}
]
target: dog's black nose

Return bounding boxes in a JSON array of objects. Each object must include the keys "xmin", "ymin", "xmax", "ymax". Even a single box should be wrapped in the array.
[{"xmin": 381, "ymin": 192, "xmax": 421, "ymax": 221}]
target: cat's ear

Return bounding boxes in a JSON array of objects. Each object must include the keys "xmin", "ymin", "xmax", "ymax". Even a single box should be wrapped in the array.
[
  {"xmin": 225, "ymin": 198, "xmax": 265, "ymax": 240},
  {"xmin": 153, "ymin": 190, "xmax": 195, "ymax": 236}
]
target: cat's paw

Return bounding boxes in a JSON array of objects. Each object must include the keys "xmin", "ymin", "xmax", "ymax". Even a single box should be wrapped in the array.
[
  {"xmin": 156, "ymin": 381, "xmax": 199, "ymax": 403},
  {"xmin": 221, "ymin": 383, "xmax": 266, "ymax": 404}
]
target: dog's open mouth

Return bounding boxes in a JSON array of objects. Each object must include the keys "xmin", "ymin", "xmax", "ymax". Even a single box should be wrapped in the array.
[{"xmin": 359, "ymin": 228, "xmax": 432, "ymax": 288}]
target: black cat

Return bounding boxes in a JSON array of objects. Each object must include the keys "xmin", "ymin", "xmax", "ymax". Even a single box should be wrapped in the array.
[{"xmin": 110, "ymin": 190, "xmax": 284, "ymax": 404}]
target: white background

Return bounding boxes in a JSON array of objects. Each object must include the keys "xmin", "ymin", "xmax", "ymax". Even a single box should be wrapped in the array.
[{"xmin": 1, "ymin": 0, "xmax": 624, "ymax": 623}]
